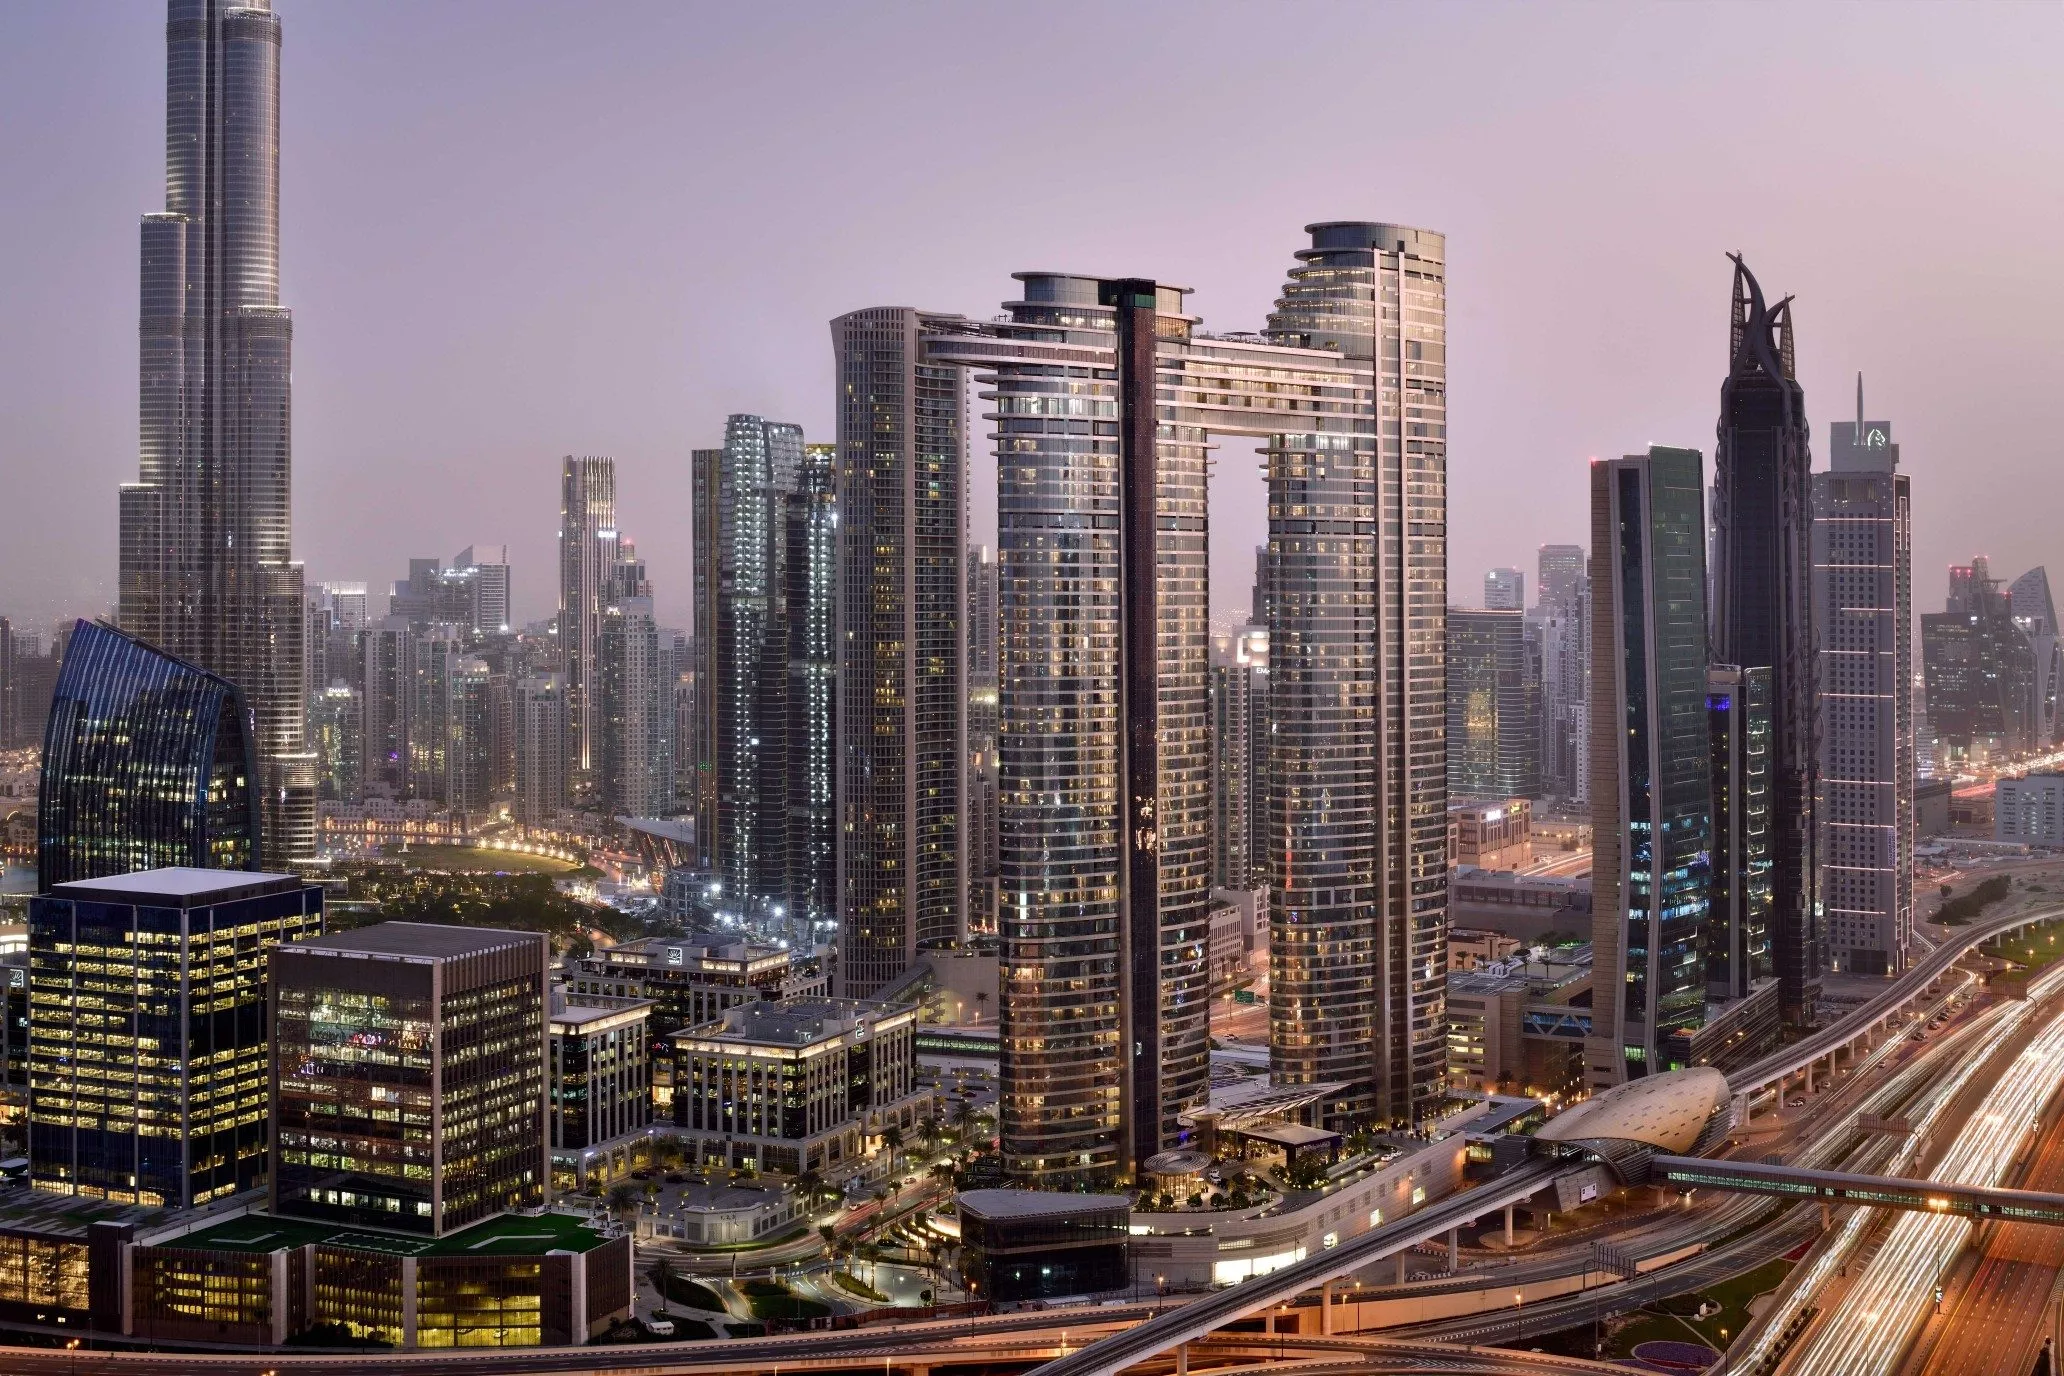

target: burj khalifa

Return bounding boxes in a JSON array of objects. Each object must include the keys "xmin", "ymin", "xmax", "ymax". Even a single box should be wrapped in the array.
[{"xmin": 119, "ymin": 0, "xmax": 314, "ymax": 866}]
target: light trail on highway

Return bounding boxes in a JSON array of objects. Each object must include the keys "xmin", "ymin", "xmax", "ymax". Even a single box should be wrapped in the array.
[{"xmin": 1781, "ymin": 993, "xmax": 2064, "ymax": 1375}]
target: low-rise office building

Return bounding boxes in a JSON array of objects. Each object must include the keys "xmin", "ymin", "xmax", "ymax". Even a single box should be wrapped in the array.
[
  {"xmin": 958, "ymin": 1190, "xmax": 1131, "ymax": 1303},
  {"xmin": 1449, "ymin": 799, "xmax": 1534, "ymax": 870},
  {"xmin": 271, "ymin": 922, "xmax": 549, "ymax": 1236},
  {"xmin": 670, "ymin": 996, "xmax": 929, "ymax": 1175},
  {"xmin": 1445, "ymin": 946, "xmax": 1593, "ymax": 1099},
  {"xmin": 567, "ymin": 934, "xmax": 827, "ymax": 1037},
  {"xmin": 125, "ymin": 1208, "xmax": 629, "ymax": 1349},
  {"xmin": 548, "ymin": 990, "xmax": 653, "ymax": 1190},
  {"xmin": 29, "ymin": 869, "xmax": 324, "ymax": 1207}
]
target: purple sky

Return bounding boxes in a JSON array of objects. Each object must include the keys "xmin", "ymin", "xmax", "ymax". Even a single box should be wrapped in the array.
[{"xmin": 5, "ymin": 2, "xmax": 2063, "ymax": 637}]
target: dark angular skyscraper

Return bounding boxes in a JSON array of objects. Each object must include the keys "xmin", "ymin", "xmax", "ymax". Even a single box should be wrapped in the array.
[
  {"xmin": 37, "ymin": 620, "xmax": 260, "ymax": 890},
  {"xmin": 118, "ymin": 1, "xmax": 312, "ymax": 867},
  {"xmin": 1711, "ymin": 255, "xmax": 1818, "ymax": 1024}
]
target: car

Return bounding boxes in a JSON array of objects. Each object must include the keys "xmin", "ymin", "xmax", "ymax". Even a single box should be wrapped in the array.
[
  {"xmin": 631, "ymin": 1170, "xmax": 653, "ymax": 1180},
  {"xmin": 665, "ymin": 1173, "xmax": 685, "ymax": 1184},
  {"xmin": 646, "ymin": 1318, "xmax": 676, "ymax": 1337}
]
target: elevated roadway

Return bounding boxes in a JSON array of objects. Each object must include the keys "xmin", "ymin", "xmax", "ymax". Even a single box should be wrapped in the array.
[
  {"xmin": 1018, "ymin": 1162, "xmax": 1565, "ymax": 1376},
  {"xmin": 1726, "ymin": 902, "xmax": 2064, "ymax": 1104}
]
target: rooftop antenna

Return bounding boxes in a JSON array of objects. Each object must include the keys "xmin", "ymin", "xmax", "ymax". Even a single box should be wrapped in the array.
[{"xmin": 1856, "ymin": 371, "xmax": 1864, "ymax": 428}]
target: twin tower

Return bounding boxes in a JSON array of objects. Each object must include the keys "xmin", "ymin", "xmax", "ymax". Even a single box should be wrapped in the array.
[{"xmin": 834, "ymin": 225, "xmax": 1449, "ymax": 1185}]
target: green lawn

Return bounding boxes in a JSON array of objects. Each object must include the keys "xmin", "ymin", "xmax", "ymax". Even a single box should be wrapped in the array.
[
  {"xmin": 390, "ymin": 844, "xmax": 577, "ymax": 875},
  {"xmin": 658, "ymin": 1274, "xmax": 728, "ymax": 1312},
  {"xmin": 1983, "ymin": 917, "xmax": 2064, "ymax": 972},
  {"xmin": 1609, "ymin": 1256, "xmax": 1792, "ymax": 1357},
  {"xmin": 740, "ymin": 1279, "xmax": 831, "ymax": 1321}
]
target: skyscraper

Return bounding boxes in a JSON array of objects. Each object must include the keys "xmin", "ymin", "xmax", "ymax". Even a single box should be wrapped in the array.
[
  {"xmin": 1710, "ymin": 254, "xmax": 1818, "ymax": 1025},
  {"xmin": 2010, "ymin": 567, "xmax": 2062, "ymax": 748},
  {"xmin": 453, "ymin": 544, "xmax": 513, "ymax": 635},
  {"xmin": 1537, "ymin": 544, "xmax": 1586, "ymax": 617},
  {"xmin": 1484, "ymin": 568, "xmax": 1525, "ymax": 611},
  {"xmin": 118, "ymin": 0, "xmax": 313, "ymax": 867},
  {"xmin": 1813, "ymin": 379, "xmax": 1913, "ymax": 977},
  {"xmin": 1588, "ymin": 447, "xmax": 1713, "ymax": 1086},
  {"xmin": 1446, "ymin": 608, "xmax": 1540, "ymax": 801},
  {"xmin": 515, "ymin": 673, "xmax": 565, "ymax": 827},
  {"xmin": 785, "ymin": 444, "xmax": 839, "ymax": 932},
  {"xmin": 967, "ymin": 546, "xmax": 1001, "ymax": 932},
  {"xmin": 901, "ymin": 220, "xmax": 1445, "ymax": 1182},
  {"xmin": 1922, "ymin": 559, "xmax": 2035, "ymax": 766},
  {"xmin": 1538, "ymin": 549, "xmax": 1591, "ymax": 802},
  {"xmin": 830, "ymin": 310, "xmax": 969, "ymax": 996},
  {"xmin": 559, "ymin": 457, "xmax": 620, "ymax": 809},
  {"xmin": 1264, "ymin": 224, "xmax": 1449, "ymax": 1130},
  {"xmin": 37, "ymin": 620, "xmax": 261, "ymax": 889},
  {"xmin": 599, "ymin": 542, "xmax": 670, "ymax": 819},
  {"xmin": 694, "ymin": 417, "xmax": 806, "ymax": 916},
  {"xmin": 1209, "ymin": 626, "xmax": 1269, "ymax": 890}
]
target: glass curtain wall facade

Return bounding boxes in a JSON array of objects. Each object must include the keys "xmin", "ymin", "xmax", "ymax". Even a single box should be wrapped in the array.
[
  {"xmin": 37, "ymin": 619, "xmax": 261, "ymax": 889},
  {"xmin": 1711, "ymin": 256, "xmax": 1818, "ymax": 1024},
  {"xmin": 558, "ymin": 457, "xmax": 619, "ymax": 809},
  {"xmin": 272, "ymin": 924, "xmax": 548, "ymax": 1236},
  {"xmin": 831, "ymin": 310, "xmax": 969, "ymax": 996},
  {"xmin": 692, "ymin": 418, "xmax": 805, "ymax": 916},
  {"xmin": 29, "ymin": 870, "xmax": 323, "ymax": 1206},
  {"xmin": 1587, "ymin": 447, "xmax": 1713, "ymax": 1087},
  {"xmin": 786, "ymin": 443, "xmax": 839, "ymax": 931},
  {"xmin": 1707, "ymin": 665, "xmax": 1772, "ymax": 998},
  {"xmin": 1446, "ymin": 608, "xmax": 1540, "ymax": 800},
  {"xmin": 118, "ymin": 0, "xmax": 314, "ymax": 868}
]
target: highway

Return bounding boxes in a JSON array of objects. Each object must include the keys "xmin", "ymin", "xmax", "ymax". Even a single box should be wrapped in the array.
[
  {"xmin": 1901, "ymin": 1083, "xmax": 2064, "ymax": 1376},
  {"xmin": 1770, "ymin": 970, "xmax": 2064, "ymax": 1374}
]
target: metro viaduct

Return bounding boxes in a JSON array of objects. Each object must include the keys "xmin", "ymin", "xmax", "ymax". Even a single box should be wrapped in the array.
[{"xmin": 1725, "ymin": 901, "xmax": 2064, "ymax": 1117}]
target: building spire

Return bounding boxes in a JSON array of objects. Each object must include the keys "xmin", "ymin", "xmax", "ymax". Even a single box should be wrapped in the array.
[{"xmin": 1856, "ymin": 371, "xmax": 1864, "ymax": 428}]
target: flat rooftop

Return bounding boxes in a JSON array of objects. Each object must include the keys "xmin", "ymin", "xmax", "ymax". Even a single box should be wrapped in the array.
[
  {"xmin": 172, "ymin": 1208, "xmax": 613, "ymax": 1257},
  {"xmin": 49, "ymin": 868, "xmax": 305, "ymax": 906},
  {"xmin": 684, "ymin": 996, "xmax": 908, "ymax": 1048},
  {"xmin": 958, "ymin": 1189, "xmax": 1131, "ymax": 1221},
  {"xmin": 286, "ymin": 921, "xmax": 543, "ymax": 962}
]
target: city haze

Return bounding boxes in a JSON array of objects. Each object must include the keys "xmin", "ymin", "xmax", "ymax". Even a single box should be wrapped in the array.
[{"xmin": 4, "ymin": 1, "xmax": 2062, "ymax": 628}]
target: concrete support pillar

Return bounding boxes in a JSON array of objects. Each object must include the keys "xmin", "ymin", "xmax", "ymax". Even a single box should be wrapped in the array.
[
  {"xmin": 1821, "ymin": 1200, "xmax": 1832, "ymax": 1230},
  {"xmin": 1322, "ymin": 1280, "xmax": 1334, "ymax": 1335},
  {"xmin": 1177, "ymin": 1345, "xmax": 1188, "ymax": 1376},
  {"xmin": 1397, "ymin": 1252, "xmax": 1407, "ymax": 1286},
  {"xmin": 1448, "ymin": 1227, "xmax": 1460, "ymax": 1270},
  {"xmin": 1505, "ymin": 1203, "xmax": 1516, "ymax": 1247}
]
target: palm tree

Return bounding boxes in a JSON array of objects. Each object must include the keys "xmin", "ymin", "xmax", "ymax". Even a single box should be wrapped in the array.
[
  {"xmin": 607, "ymin": 1183, "xmax": 640, "ymax": 1219},
  {"xmin": 973, "ymin": 989, "xmax": 990, "ymax": 1020}
]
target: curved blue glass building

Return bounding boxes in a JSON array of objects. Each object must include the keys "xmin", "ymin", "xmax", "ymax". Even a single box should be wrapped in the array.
[{"xmin": 36, "ymin": 619, "xmax": 261, "ymax": 889}]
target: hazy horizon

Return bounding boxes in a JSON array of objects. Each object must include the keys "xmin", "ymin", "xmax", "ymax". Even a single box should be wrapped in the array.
[{"xmin": 5, "ymin": 1, "xmax": 2064, "ymax": 637}]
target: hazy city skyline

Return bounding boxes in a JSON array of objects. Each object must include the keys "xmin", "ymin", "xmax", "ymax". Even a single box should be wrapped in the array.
[{"xmin": 6, "ymin": 2, "xmax": 2064, "ymax": 631}]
